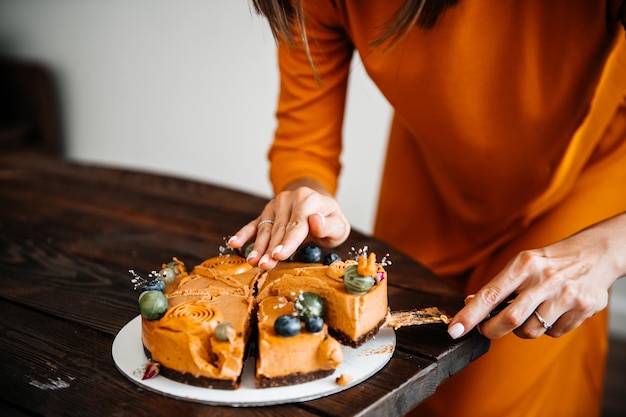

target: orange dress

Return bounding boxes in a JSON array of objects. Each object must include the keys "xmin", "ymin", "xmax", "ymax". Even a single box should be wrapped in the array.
[{"xmin": 267, "ymin": 1, "xmax": 626, "ymax": 416}]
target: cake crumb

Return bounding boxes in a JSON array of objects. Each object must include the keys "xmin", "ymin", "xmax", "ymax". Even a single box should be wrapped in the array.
[
  {"xmin": 365, "ymin": 344, "xmax": 394, "ymax": 356},
  {"xmin": 335, "ymin": 373, "xmax": 353, "ymax": 386}
]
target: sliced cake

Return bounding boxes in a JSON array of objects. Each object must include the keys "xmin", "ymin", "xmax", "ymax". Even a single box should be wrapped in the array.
[
  {"xmin": 140, "ymin": 256, "xmax": 260, "ymax": 389},
  {"xmin": 134, "ymin": 248, "xmax": 389, "ymax": 389}
]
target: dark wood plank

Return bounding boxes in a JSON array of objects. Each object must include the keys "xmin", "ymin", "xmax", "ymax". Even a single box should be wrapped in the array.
[
  {"xmin": 301, "ymin": 351, "xmax": 438, "ymax": 417},
  {"xmin": 0, "ymin": 300, "xmax": 321, "ymax": 417},
  {"xmin": 1, "ymin": 235, "xmax": 139, "ymax": 334},
  {"xmin": 0, "ymin": 401, "xmax": 33, "ymax": 417},
  {"xmin": 0, "ymin": 151, "xmax": 268, "ymax": 215}
]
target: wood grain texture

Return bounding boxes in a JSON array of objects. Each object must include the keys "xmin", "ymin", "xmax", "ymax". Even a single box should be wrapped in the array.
[{"xmin": 0, "ymin": 152, "xmax": 489, "ymax": 416}]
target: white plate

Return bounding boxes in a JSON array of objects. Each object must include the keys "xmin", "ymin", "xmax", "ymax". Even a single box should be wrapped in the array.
[{"xmin": 112, "ymin": 315, "xmax": 395, "ymax": 407}]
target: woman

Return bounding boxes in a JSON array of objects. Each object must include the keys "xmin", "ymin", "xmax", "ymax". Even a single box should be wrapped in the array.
[{"xmin": 229, "ymin": 1, "xmax": 626, "ymax": 416}]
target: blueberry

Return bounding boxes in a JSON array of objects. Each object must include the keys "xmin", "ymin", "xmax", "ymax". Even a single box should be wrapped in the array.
[
  {"xmin": 305, "ymin": 316, "xmax": 324, "ymax": 333},
  {"xmin": 299, "ymin": 245, "xmax": 322, "ymax": 263},
  {"xmin": 274, "ymin": 315, "xmax": 301, "ymax": 337},
  {"xmin": 141, "ymin": 279, "xmax": 165, "ymax": 293},
  {"xmin": 323, "ymin": 252, "xmax": 342, "ymax": 265}
]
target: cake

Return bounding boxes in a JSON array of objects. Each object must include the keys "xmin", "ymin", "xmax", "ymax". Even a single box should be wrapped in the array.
[
  {"xmin": 133, "ymin": 246, "xmax": 389, "ymax": 390},
  {"xmin": 255, "ymin": 254, "xmax": 389, "ymax": 348},
  {"xmin": 139, "ymin": 256, "xmax": 261, "ymax": 389},
  {"xmin": 255, "ymin": 293, "xmax": 344, "ymax": 387}
]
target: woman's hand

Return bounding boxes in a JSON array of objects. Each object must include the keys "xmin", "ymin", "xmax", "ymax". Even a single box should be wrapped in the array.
[
  {"xmin": 228, "ymin": 179, "xmax": 351, "ymax": 270},
  {"xmin": 447, "ymin": 212, "xmax": 626, "ymax": 340}
]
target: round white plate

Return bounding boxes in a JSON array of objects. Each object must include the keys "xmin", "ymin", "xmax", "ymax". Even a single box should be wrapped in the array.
[{"xmin": 112, "ymin": 315, "xmax": 395, "ymax": 407}]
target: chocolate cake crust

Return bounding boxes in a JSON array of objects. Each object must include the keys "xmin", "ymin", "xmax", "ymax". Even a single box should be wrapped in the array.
[
  {"xmin": 329, "ymin": 317, "xmax": 386, "ymax": 348},
  {"xmin": 255, "ymin": 368, "xmax": 335, "ymax": 388}
]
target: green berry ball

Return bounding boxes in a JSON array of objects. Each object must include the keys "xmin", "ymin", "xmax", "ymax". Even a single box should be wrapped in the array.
[
  {"xmin": 343, "ymin": 265, "xmax": 376, "ymax": 295},
  {"xmin": 158, "ymin": 267, "xmax": 177, "ymax": 284},
  {"xmin": 295, "ymin": 292, "xmax": 325, "ymax": 320},
  {"xmin": 138, "ymin": 290, "xmax": 169, "ymax": 320}
]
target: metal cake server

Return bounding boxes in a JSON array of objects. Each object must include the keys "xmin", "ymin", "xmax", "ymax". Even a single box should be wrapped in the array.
[
  {"xmin": 384, "ymin": 307, "xmax": 451, "ymax": 329},
  {"xmin": 384, "ymin": 295, "xmax": 516, "ymax": 329}
]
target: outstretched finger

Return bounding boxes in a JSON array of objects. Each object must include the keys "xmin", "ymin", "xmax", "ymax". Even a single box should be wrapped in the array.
[
  {"xmin": 228, "ymin": 219, "xmax": 260, "ymax": 251},
  {"xmin": 268, "ymin": 213, "xmax": 312, "ymax": 262}
]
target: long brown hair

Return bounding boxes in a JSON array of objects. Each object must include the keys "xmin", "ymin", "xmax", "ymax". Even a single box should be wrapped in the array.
[
  {"xmin": 251, "ymin": 0, "xmax": 458, "ymax": 46},
  {"xmin": 251, "ymin": 0, "xmax": 458, "ymax": 80}
]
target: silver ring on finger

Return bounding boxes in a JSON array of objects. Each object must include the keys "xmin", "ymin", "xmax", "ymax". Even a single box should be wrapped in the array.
[
  {"xmin": 258, "ymin": 219, "xmax": 274, "ymax": 227},
  {"xmin": 534, "ymin": 310, "xmax": 552, "ymax": 330}
]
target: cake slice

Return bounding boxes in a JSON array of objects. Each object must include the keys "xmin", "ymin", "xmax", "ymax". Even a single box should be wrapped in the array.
[
  {"xmin": 256, "ymin": 253, "xmax": 389, "ymax": 348},
  {"xmin": 253, "ymin": 252, "xmax": 388, "ymax": 387},
  {"xmin": 255, "ymin": 294, "xmax": 343, "ymax": 387},
  {"xmin": 140, "ymin": 255, "xmax": 261, "ymax": 389}
]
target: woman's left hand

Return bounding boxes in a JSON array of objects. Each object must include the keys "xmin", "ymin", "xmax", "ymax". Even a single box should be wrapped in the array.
[
  {"xmin": 447, "ymin": 212, "xmax": 626, "ymax": 340},
  {"xmin": 228, "ymin": 179, "xmax": 350, "ymax": 270}
]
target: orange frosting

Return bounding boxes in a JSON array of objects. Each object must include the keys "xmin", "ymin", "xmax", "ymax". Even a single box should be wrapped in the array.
[
  {"xmin": 142, "ymin": 299, "xmax": 248, "ymax": 379},
  {"xmin": 140, "ymin": 253, "xmax": 388, "ymax": 388},
  {"xmin": 142, "ymin": 255, "xmax": 259, "ymax": 384},
  {"xmin": 257, "ymin": 260, "xmax": 388, "ymax": 342},
  {"xmin": 256, "ymin": 295, "xmax": 343, "ymax": 379}
]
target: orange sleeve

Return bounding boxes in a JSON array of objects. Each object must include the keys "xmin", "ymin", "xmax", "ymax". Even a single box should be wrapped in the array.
[{"xmin": 268, "ymin": 2, "xmax": 353, "ymax": 196}]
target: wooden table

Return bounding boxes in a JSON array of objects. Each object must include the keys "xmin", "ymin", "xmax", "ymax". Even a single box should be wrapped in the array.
[{"xmin": 0, "ymin": 151, "xmax": 489, "ymax": 417}]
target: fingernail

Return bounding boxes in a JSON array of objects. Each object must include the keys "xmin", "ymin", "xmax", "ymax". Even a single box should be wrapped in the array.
[
  {"xmin": 448, "ymin": 322, "xmax": 465, "ymax": 339},
  {"xmin": 271, "ymin": 245, "xmax": 283, "ymax": 258},
  {"xmin": 228, "ymin": 235, "xmax": 237, "ymax": 245},
  {"xmin": 259, "ymin": 254, "xmax": 270, "ymax": 266},
  {"xmin": 464, "ymin": 294, "xmax": 475, "ymax": 304},
  {"xmin": 246, "ymin": 250, "xmax": 258, "ymax": 262}
]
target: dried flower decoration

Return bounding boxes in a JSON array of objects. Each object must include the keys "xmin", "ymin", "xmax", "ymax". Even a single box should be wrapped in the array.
[
  {"xmin": 349, "ymin": 246, "xmax": 392, "ymax": 268},
  {"xmin": 142, "ymin": 361, "xmax": 160, "ymax": 380},
  {"xmin": 129, "ymin": 270, "xmax": 162, "ymax": 291}
]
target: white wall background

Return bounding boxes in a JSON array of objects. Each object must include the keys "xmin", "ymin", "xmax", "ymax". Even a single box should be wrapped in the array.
[
  {"xmin": 1, "ymin": 0, "xmax": 624, "ymax": 338},
  {"xmin": 0, "ymin": 0, "xmax": 391, "ymax": 233}
]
